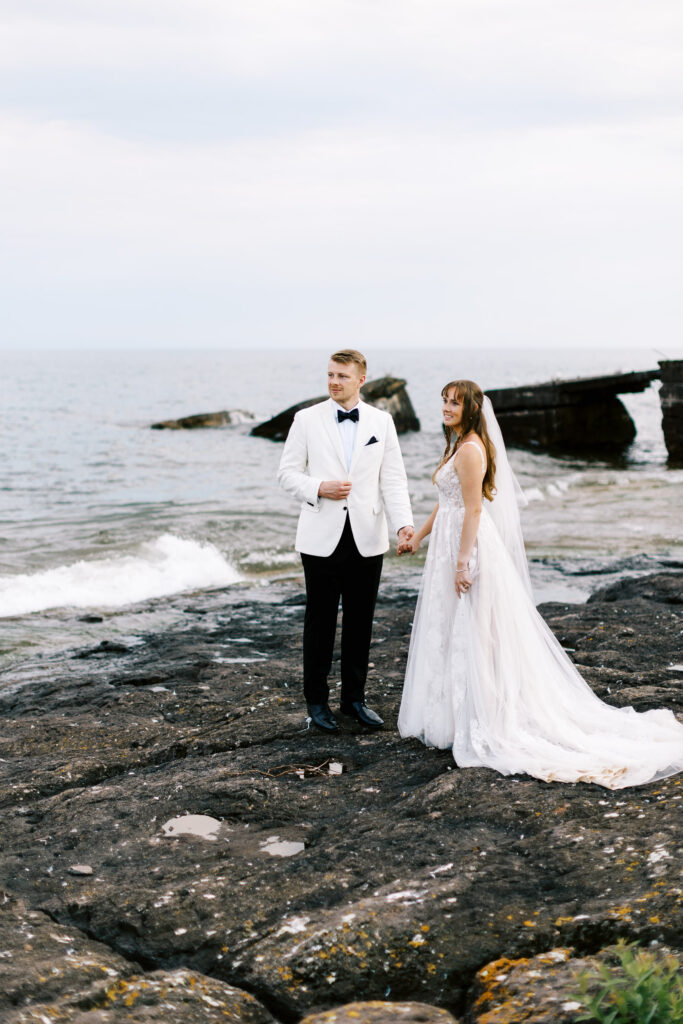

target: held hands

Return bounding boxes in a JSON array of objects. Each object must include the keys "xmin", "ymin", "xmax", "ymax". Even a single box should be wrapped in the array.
[
  {"xmin": 455, "ymin": 565, "xmax": 473, "ymax": 597},
  {"xmin": 318, "ymin": 480, "xmax": 352, "ymax": 500},
  {"xmin": 397, "ymin": 525, "xmax": 416, "ymax": 555}
]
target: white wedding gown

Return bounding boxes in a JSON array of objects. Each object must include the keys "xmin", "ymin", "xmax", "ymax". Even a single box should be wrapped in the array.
[{"xmin": 398, "ymin": 444, "xmax": 683, "ymax": 789}]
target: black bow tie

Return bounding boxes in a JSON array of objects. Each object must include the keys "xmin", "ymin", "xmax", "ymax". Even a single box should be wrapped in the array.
[{"xmin": 337, "ymin": 408, "xmax": 359, "ymax": 423}]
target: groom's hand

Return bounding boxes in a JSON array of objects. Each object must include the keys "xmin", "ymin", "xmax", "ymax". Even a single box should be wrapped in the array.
[
  {"xmin": 397, "ymin": 525, "xmax": 414, "ymax": 553},
  {"xmin": 318, "ymin": 480, "xmax": 352, "ymax": 500}
]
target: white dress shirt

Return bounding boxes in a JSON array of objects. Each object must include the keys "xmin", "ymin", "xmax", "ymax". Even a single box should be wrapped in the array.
[{"xmin": 333, "ymin": 401, "xmax": 359, "ymax": 472}]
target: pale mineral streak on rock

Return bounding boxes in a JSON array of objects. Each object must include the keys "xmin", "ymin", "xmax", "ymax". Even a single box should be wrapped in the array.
[{"xmin": 300, "ymin": 1001, "xmax": 461, "ymax": 1023}]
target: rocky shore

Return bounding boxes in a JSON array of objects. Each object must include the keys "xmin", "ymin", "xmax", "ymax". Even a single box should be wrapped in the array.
[{"xmin": 1, "ymin": 572, "xmax": 681, "ymax": 1023}]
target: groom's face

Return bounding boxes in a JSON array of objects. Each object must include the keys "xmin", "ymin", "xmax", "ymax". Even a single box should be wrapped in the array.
[{"xmin": 328, "ymin": 360, "xmax": 365, "ymax": 409}]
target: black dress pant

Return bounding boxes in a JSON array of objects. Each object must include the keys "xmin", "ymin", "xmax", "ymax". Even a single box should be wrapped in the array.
[{"xmin": 301, "ymin": 516, "xmax": 383, "ymax": 707}]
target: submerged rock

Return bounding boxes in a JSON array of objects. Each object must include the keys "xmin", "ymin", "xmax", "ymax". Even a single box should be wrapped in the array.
[
  {"xmin": 587, "ymin": 571, "xmax": 683, "ymax": 605},
  {"xmin": 251, "ymin": 376, "xmax": 420, "ymax": 441},
  {"xmin": 151, "ymin": 409, "xmax": 255, "ymax": 429}
]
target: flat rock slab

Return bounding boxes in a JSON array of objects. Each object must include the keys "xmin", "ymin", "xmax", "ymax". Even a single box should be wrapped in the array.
[
  {"xmin": 300, "ymin": 1001, "xmax": 461, "ymax": 1023},
  {"xmin": 6, "ymin": 970, "xmax": 275, "ymax": 1023},
  {"xmin": 0, "ymin": 896, "xmax": 274, "ymax": 1023},
  {"xmin": 0, "ymin": 573, "xmax": 681, "ymax": 1021}
]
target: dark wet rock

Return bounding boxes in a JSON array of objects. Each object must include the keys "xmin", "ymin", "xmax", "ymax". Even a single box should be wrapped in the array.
[
  {"xmin": 360, "ymin": 377, "xmax": 421, "ymax": 434},
  {"xmin": 74, "ymin": 640, "xmax": 133, "ymax": 659},
  {"xmin": 250, "ymin": 376, "xmax": 420, "ymax": 441},
  {"xmin": 587, "ymin": 571, "xmax": 683, "ymax": 605},
  {"xmin": 486, "ymin": 369, "xmax": 658, "ymax": 453},
  {"xmin": 0, "ymin": 573, "xmax": 680, "ymax": 1022},
  {"xmin": 659, "ymin": 360, "xmax": 683, "ymax": 464},
  {"xmin": 151, "ymin": 410, "xmax": 256, "ymax": 430},
  {"xmin": 78, "ymin": 614, "xmax": 104, "ymax": 623},
  {"xmin": 301, "ymin": 1002, "xmax": 461, "ymax": 1023}
]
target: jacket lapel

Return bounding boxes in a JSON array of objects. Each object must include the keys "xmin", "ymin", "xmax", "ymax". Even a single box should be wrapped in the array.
[
  {"xmin": 348, "ymin": 400, "xmax": 371, "ymax": 474},
  {"xmin": 321, "ymin": 399, "xmax": 348, "ymax": 473}
]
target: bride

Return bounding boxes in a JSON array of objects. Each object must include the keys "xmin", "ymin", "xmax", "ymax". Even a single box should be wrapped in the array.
[{"xmin": 397, "ymin": 379, "xmax": 683, "ymax": 789}]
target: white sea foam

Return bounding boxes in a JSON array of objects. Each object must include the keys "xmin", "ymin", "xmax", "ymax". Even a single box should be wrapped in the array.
[{"xmin": 0, "ymin": 534, "xmax": 241, "ymax": 617}]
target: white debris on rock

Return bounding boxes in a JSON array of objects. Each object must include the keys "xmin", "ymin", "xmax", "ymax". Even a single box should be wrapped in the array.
[{"xmin": 161, "ymin": 815, "xmax": 221, "ymax": 840}]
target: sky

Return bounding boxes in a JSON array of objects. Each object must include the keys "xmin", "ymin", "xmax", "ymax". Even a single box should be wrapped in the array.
[{"xmin": 1, "ymin": 0, "xmax": 682, "ymax": 352}]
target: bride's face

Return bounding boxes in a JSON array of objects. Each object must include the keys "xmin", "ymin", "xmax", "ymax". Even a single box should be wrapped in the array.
[{"xmin": 442, "ymin": 389, "xmax": 463, "ymax": 431}]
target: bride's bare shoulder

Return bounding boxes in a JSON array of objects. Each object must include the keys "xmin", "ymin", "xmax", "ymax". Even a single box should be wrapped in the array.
[
  {"xmin": 454, "ymin": 435, "xmax": 486, "ymax": 474},
  {"xmin": 455, "ymin": 433, "xmax": 485, "ymax": 456}
]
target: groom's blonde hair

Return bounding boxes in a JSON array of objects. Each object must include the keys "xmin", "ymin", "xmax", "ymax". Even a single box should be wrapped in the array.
[{"xmin": 330, "ymin": 349, "xmax": 367, "ymax": 375}]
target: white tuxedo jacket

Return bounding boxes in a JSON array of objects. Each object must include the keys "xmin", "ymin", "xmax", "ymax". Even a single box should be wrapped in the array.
[{"xmin": 277, "ymin": 399, "xmax": 413, "ymax": 557}]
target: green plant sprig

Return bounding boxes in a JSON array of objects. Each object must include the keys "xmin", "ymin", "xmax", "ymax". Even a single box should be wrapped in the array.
[{"xmin": 572, "ymin": 939, "xmax": 682, "ymax": 1024}]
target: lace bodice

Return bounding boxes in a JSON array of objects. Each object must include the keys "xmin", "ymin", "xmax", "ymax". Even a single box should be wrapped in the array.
[
  {"xmin": 434, "ymin": 462, "xmax": 464, "ymax": 512},
  {"xmin": 434, "ymin": 442, "xmax": 486, "ymax": 513}
]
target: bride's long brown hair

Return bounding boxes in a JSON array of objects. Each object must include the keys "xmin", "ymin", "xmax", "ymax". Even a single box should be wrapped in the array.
[{"xmin": 433, "ymin": 379, "xmax": 497, "ymax": 500}]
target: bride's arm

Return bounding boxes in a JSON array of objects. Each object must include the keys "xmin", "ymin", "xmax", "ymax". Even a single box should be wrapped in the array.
[
  {"xmin": 399, "ymin": 503, "xmax": 438, "ymax": 554},
  {"xmin": 454, "ymin": 448, "xmax": 484, "ymax": 594}
]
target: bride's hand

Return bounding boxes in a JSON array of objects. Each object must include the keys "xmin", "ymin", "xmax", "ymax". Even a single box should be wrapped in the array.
[
  {"xmin": 398, "ymin": 535, "xmax": 421, "ymax": 555},
  {"xmin": 455, "ymin": 567, "xmax": 472, "ymax": 596}
]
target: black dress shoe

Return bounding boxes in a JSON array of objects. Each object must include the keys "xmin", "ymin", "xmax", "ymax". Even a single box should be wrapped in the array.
[
  {"xmin": 306, "ymin": 703, "xmax": 340, "ymax": 733},
  {"xmin": 340, "ymin": 701, "xmax": 384, "ymax": 728}
]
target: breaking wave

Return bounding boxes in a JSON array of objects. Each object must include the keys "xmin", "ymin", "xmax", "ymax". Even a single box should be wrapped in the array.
[{"xmin": 0, "ymin": 534, "xmax": 241, "ymax": 617}]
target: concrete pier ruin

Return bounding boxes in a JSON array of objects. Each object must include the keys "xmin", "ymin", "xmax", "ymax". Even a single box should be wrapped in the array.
[
  {"xmin": 152, "ymin": 361, "xmax": 683, "ymax": 463},
  {"xmin": 485, "ymin": 369, "xmax": 660, "ymax": 455},
  {"xmin": 658, "ymin": 360, "xmax": 683, "ymax": 463}
]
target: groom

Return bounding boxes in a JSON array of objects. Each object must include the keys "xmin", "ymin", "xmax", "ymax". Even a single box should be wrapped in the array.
[{"xmin": 278, "ymin": 350, "xmax": 414, "ymax": 733}]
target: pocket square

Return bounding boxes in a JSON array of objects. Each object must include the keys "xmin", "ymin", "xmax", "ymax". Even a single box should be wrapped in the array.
[{"xmin": 365, "ymin": 436, "xmax": 379, "ymax": 446}]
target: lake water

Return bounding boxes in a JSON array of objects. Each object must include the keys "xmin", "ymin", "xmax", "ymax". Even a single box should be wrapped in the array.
[{"xmin": 1, "ymin": 346, "xmax": 681, "ymax": 677}]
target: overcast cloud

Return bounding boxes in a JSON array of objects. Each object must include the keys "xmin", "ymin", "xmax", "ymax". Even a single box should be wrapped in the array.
[{"xmin": 1, "ymin": 0, "xmax": 682, "ymax": 350}]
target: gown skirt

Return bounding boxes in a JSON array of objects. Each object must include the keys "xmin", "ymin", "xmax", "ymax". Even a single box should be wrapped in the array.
[{"xmin": 397, "ymin": 462, "xmax": 683, "ymax": 789}]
